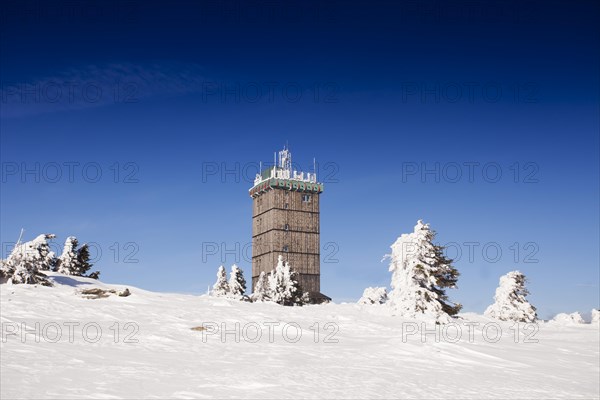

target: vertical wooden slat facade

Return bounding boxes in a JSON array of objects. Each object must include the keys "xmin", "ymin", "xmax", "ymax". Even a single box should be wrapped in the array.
[{"xmin": 251, "ymin": 186, "xmax": 321, "ymax": 293}]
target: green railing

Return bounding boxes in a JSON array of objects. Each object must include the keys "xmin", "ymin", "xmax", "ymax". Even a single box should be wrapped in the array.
[{"xmin": 249, "ymin": 178, "xmax": 324, "ymax": 197}]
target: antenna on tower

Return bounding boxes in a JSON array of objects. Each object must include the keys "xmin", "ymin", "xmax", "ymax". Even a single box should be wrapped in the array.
[{"xmin": 313, "ymin": 157, "xmax": 316, "ymax": 180}]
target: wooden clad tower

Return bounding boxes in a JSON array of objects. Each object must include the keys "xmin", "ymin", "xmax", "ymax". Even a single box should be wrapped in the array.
[{"xmin": 249, "ymin": 147, "xmax": 328, "ymax": 301}]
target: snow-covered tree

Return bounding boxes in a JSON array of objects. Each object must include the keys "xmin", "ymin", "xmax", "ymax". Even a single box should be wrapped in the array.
[
  {"xmin": 57, "ymin": 236, "xmax": 78, "ymax": 274},
  {"xmin": 211, "ymin": 265, "xmax": 229, "ymax": 296},
  {"xmin": 228, "ymin": 264, "xmax": 247, "ymax": 298},
  {"xmin": 485, "ymin": 270, "xmax": 537, "ymax": 323},
  {"xmin": 358, "ymin": 287, "xmax": 388, "ymax": 305},
  {"xmin": 268, "ymin": 255, "xmax": 305, "ymax": 306},
  {"xmin": 386, "ymin": 220, "xmax": 461, "ymax": 323},
  {"xmin": 76, "ymin": 244, "xmax": 93, "ymax": 276},
  {"xmin": 56, "ymin": 237, "xmax": 93, "ymax": 276},
  {"xmin": 251, "ymin": 271, "xmax": 270, "ymax": 302},
  {"xmin": 1, "ymin": 252, "xmax": 50, "ymax": 286},
  {"xmin": 32, "ymin": 234, "xmax": 57, "ymax": 272},
  {"xmin": 0, "ymin": 259, "xmax": 7, "ymax": 282},
  {"xmin": 591, "ymin": 309, "xmax": 599, "ymax": 324},
  {"xmin": 0, "ymin": 234, "xmax": 55, "ymax": 286}
]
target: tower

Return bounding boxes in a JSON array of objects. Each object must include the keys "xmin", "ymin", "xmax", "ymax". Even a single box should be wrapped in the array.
[{"xmin": 249, "ymin": 147, "xmax": 329, "ymax": 302}]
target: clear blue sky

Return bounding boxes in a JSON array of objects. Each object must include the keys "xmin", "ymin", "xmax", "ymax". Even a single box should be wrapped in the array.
[{"xmin": 1, "ymin": 1, "xmax": 598, "ymax": 318}]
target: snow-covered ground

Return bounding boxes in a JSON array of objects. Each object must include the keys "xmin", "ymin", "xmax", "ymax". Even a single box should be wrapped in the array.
[{"xmin": 1, "ymin": 274, "xmax": 598, "ymax": 399}]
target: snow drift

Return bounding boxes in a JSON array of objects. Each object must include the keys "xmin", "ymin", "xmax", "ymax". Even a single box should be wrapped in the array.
[{"xmin": 1, "ymin": 273, "xmax": 598, "ymax": 399}]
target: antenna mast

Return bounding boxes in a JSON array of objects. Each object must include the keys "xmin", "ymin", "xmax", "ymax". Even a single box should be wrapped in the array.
[{"xmin": 16, "ymin": 228, "xmax": 24, "ymax": 245}]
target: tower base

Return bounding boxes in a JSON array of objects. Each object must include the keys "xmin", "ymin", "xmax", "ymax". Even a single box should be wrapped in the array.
[{"xmin": 306, "ymin": 291, "xmax": 332, "ymax": 304}]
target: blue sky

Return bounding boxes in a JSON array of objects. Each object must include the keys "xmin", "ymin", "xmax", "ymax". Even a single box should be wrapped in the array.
[{"xmin": 1, "ymin": 1, "xmax": 598, "ymax": 318}]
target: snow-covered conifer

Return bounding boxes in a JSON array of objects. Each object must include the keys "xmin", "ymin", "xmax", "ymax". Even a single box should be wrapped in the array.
[
  {"xmin": 267, "ymin": 257, "xmax": 285, "ymax": 304},
  {"xmin": 57, "ymin": 236, "xmax": 78, "ymax": 274},
  {"xmin": 0, "ymin": 234, "xmax": 55, "ymax": 286},
  {"xmin": 228, "ymin": 264, "xmax": 247, "ymax": 298},
  {"xmin": 485, "ymin": 270, "xmax": 537, "ymax": 323},
  {"xmin": 75, "ymin": 244, "xmax": 93, "ymax": 276},
  {"xmin": 301, "ymin": 291, "xmax": 311, "ymax": 304},
  {"xmin": 358, "ymin": 287, "xmax": 388, "ymax": 305},
  {"xmin": 251, "ymin": 271, "xmax": 270, "ymax": 302},
  {"xmin": 33, "ymin": 234, "xmax": 57, "ymax": 271},
  {"xmin": 56, "ymin": 237, "xmax": 93, "ymax": 276},
  {"xmin": 386, "ymin": 220, "xmax": 461, "ymax": 322},
  {"xmin": 211, "ymin": 265, "xmax": 229, "ymax": 296},
  {"xmin": 1, "ymin": 252, "xmax": 17, "ymax": 281},
  {"xmin": 268, "ymin": 255, "xmax": 304, "ymax": 306},
  {"xmin": 2, "ymin": 253, "xmax": 49, "ymax": 285}
]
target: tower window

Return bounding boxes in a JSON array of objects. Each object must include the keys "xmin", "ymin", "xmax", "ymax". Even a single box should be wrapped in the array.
[
  {"xmin": 283, "ymin": 245, "xmax": 289, "ymax": 252},
  {"xmin": 285, "ymin": 223, "xmax": 289, "ymax": 231},
  {"xmin": 284, "ymin": 203, "xmax": 289, "ymax": 209},
  {"xmin": 302, "ymin": 194, "xmax": 312, "ymax": 202}
]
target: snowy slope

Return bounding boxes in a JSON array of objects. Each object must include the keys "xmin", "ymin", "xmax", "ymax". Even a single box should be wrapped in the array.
[{"xmin": 1, "ymin": 274, "xmax": 598, "ymax": 399}]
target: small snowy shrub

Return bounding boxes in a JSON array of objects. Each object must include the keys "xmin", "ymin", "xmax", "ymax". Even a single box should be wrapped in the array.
[
  {"xmin": 358, "ymin": 287, "xmax": 388, "ymax": 305},
  {"xmin": 552, "ymin": 312, "xmax": 585, "ymax": 325}
]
